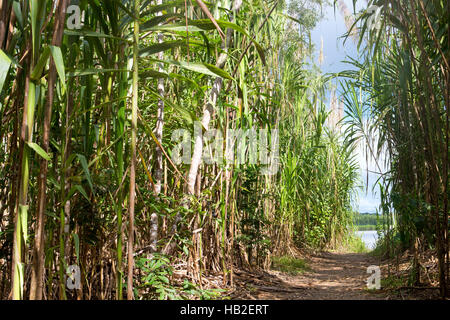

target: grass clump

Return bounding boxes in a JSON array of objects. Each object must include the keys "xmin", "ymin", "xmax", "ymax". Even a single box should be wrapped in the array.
[
  {"xmin": 347, "ymin": 236, "xmax": 369, "ymax": 253},
  {"xmin": 271, "ymin": 256, "xmax": 310, "ymax": 275},
  {"xmin": 337, "ymin": 235, "xmax": 369, "ymax": 253},
  {"xmin": 380, "ymin": 275, "xmax": 404, "ymax": 290}
]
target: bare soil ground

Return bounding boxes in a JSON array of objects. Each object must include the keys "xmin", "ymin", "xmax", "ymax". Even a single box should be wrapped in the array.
[{"xmin": 231, "ymin": 251, "xmax": 388, "ymax": 300}]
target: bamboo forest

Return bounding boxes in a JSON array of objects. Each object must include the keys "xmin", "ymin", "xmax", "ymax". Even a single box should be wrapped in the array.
[{"xmin": 0, "ymin": 0, "xmax": 449, "ymax": 302}]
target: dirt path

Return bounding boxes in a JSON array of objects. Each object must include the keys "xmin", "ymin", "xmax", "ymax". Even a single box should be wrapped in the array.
[{"xmin": 233, "ymin": 252, "xmax": 387, "ymax": 300}]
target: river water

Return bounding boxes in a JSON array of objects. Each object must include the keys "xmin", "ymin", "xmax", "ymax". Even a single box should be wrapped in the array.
[{"xmin": 355, "ymin": 230, "xmax": 379, "ymax": 250}]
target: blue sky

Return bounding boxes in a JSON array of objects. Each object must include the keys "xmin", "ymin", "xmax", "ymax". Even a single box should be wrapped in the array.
[{"xmin": 309, "ymin": 0, "xmax": 381, "ymax": 213}]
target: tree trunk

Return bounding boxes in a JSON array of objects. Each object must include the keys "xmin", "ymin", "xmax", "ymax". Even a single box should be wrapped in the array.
[
  {"xmin": 151, "ymin": 0, "xmax": 165, "ymax": 254},
  {"xmin": 127, "ymin": 0, "xmax": 140, "ymax": 300},
  {"xmin": 30, "ymin": 0, "xmax": 69, "ymax": 300}
]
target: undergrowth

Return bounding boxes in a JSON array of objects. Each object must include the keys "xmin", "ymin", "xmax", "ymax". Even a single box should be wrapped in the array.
[
  {"xmin": 271, "ymin": 256, "xmax": 310, "ymax": 275},
  {"xmin": 334, "ymin": 234, "xmax": 369, "ymax": 253},
  {"xmin": 135, "ymin": 254, "xmax": 225, "ymax": 300}
]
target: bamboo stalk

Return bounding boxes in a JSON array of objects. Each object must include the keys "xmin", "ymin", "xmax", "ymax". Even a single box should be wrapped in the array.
[{"xmin": 127, "ymin": 0, "xmax": 140, "ymax": 300}]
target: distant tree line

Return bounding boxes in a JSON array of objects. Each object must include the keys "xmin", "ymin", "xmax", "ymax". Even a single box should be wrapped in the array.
[{"xmin": 353, "ymin": 212, "xmax": 386, "ymax": 229}]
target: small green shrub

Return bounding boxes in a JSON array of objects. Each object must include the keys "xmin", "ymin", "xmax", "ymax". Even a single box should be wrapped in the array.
[
  {"xmin": 346, "ymin": 235, "xmax": 369, "ymax": 253},
  {"xmin": 381, "ymin": 275, "xmax": 404, "ymax": 289},
  {"xmin": 136, "ymin": 253, "xmax": 225, "ymax": 300},
  {"xmin": 271, "ymin": 256, "xmax": 310, "ymax": 275}
]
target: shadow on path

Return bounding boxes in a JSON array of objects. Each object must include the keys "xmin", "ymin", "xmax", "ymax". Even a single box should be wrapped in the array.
[{"xmin": 233, "ymin": 252, "xmax": 387, "ymax": 300}]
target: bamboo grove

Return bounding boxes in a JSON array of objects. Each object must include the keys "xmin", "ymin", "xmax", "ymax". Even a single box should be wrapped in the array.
[
  {"xmin": 340, "ymin": 0, "xmax": 450, "ymax": 297},
  {"xmin": 0, "ymin": 0, "xmax": 361, "ymax": 300}
]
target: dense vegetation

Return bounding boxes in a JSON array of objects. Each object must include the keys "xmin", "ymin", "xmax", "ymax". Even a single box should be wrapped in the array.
[
  {"xmin": 341, "ymin": 0, "xmax": 449, "ymax": 297},
  {"xmin": 353, "ymin": 212, "xmax": 388, "ymax": 230},
  {"xmin": 354, "ymin": 212, "xmax": 377, "ymax": 226},
  {"xmin": 0, "ymin": 0, "xmax": 448, "ymax": 300},
  {"xmin": 0, "ymin": 0, "xmax": 362, "ymax": 300}
]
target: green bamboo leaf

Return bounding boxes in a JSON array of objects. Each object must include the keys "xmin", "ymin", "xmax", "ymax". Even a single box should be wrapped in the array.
[
  {"xmin": 12, "ymin": 1, "xmax": 24, "ymax": 29},
  {"xmin": 77, "ymin": 154, "xmax": 94, "ymax": 193},
  {"xmin": 139, "ymin": 13, "xmax": 184, "ymax": 32},
  {"xmin": 203, "ymin": 63, "xmax": 234, "ymax": 80},
  {"xmin": 146, "ymin": 86, "xmax": 198, "ymax": 124},
  {"xmin": 67, "ymin": 184, "xmax": 90, "ymax": 202},
  {"xmin": 139, "ymin": 40, "xmax": 195, "ymax": 58},
  {"xmin": 144, "ymin": 0, "xmax": 188, "ymax": 15},
  {"xmin": 30, "ymin": 0, "xmax": 39, "ymax": 58},
  {"xmin": 30, "ymin": 0, "xmax": 46, "ymax": 60},
  {"xmin": 19, "ymin": 204, "xmax": 28, "ymax": 242},
  {"xmin": 75, "ymin": 185, "xmax": 89, "ymax": 201},
  {"xmin": 168, "ymin": 72, "xmax": 202, "ymax": 90},
  {"xmin": 30, "ymin": 46, "xmax": 50, "ymax": 80},
  {"xmin": 68, "ymin": 68, "xmax": 128, "ymax": 77},
  {"xmin": 191, "ymin": 19, "xmax": 266, "ymax": 65},
  {"xmin": 49, "ymin": 46, "xmax": 66, "ymax": 94},
  {"xmin": 148, "ymin": 23, "xmax": 206, "ymax": 33},
  {"xmin": 280, "ymin": 13, "xmax": 302, "ymax": 25},
  {"xmin": 73, "ymin": 233, "xmax": 80, "ymax": 264},
  {"xmin": 27, "ymin": 142, "xmax": 51, "ymax": 161},
  {"xmin": 194, "ymin": 0, "xmax": 226, "ymax": 40},
  {"xmin": 155, "ymin": 59, "xmax": 233, "ymax": 80},
  {"xmin": 64, "ymin": 29, "xmax": 126, "ymax": 41},
  {"xmin": 140, "ymin": 68, "xmax": 169, "ymax": 79},
  {"xmin": 0, "ymin": 49, "xmax": 12, "ymax": 94},
  {"xmin": 16, "ymin": 262, "xmax": 24, "ymax": 299}
]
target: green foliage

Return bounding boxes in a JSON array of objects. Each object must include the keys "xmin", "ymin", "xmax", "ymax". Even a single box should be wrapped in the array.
[
  {"xmin": 355, "ymin": 225, "xmax": 377, "ymax": 231},
  {"xmin": 278, "ymin": 98, "xmax": 360, "ymax": 250},
  {"xmin": 344, "ymin": 235, "xmax": 369, "ymax": 253},
  {"xmin": 236, "ymin": 167, "xmax": 271, "ymax": 265},
  {"xmin": 136, "ymin": 254, "xmax": 224, "ymax": 300},
  {"xmin": 380, "ymin": 275, "xmax": 404, "ymax": 290},
  {"xmin": 370, "ymin": 230, "xmax": 403, "ymax": 258},
  {"xmin": 136, "ymin": 254, "xmax": 173, "ymax": 300},
  {"xmin": 0, "ymin": 0, "xmax": 370, "ymax": 300},
  {"xmin": 180, "ymin": 280, "xmax": 225, "ymax": 300},
  {"xmin": 341, "ymin": 0, "xmax": 450, "ymax": 294},
  {"xmin": 271, "ymin": 256, "xmax": 310, "ymax": 275},
  {"xmin": 353, "ymin": 213, "xmax": 377, "ymax": 226},
  {"xmin": 353, "ymin": 212, "xmax": 389, "ymax": 231}
]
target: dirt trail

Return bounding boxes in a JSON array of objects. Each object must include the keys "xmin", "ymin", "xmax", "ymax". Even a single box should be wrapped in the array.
[{"xmin": 234, "ymin": 252, "xmax": 387, "ymax": 300}]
